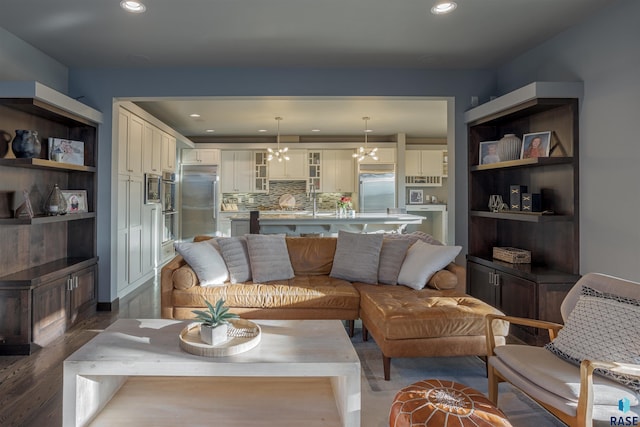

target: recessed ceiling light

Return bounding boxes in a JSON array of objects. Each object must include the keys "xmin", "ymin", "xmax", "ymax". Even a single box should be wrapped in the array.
[
  {"xmin": 311, "ymin": 129, "xmax": 321, "ymax": 132},
  {"xmin": 431, "ymin": 1, "xmax": 457, "ymax": 15},
  {"xmin": 258, "ymin": 129, "xmax": 267, "ymax": 133},
  {"xmin": 120, "ymin": 1, "xmax": 146, "ymax": 13},
  {"xmin": 365, "ymin": 129, "xmax": 373, "ymax": 133},
  {"xmin": 205, "ymin": 129, "xmax": 215, "ymax": 133},
  {"xmin": 189, "ymin": 113, "xmax": 201, "ymax": 118}
]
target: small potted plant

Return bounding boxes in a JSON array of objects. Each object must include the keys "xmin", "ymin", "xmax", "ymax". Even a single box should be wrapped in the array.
[{"xmin": 192, "ymin": 298, "xmax": 239, "ymax": 346}]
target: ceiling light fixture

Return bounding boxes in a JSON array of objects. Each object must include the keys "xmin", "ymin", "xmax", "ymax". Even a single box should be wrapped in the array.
[
  {"xmin": 353, "ymin": 116, "xmax": 378, "ymax": 162},
  {"xmin": 267, "ymin": 117, "xmax": 289, "ymax": 162},
  {"xmin": 120, "ymin": 0, "xmax": 146, "ymax": 13},
  {"xmin": 431, "ymin": 1, "xmax": 457, "ymax": 15},
  {"xmin": 189, "ymin": 113, "xmax": 201, "ymax": 118}
]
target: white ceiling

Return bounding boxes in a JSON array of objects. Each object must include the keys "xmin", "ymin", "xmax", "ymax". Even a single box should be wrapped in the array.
[{"xmin": 0, "ymin": 0, "xmax": 611, "ymax": 138}]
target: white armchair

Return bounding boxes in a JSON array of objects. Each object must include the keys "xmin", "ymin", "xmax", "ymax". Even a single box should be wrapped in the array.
[{"xmin": 486, "ymin": 273, "xmax": 640, "ymax": 427}]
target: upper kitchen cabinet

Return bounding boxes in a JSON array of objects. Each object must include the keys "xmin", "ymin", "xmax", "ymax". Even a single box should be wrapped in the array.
[
  {"xmin": 221, "ymin": 150, "xmax": 254, "ymax": 193},
  {"xmin": 268, "ymin": 149, "xmax": 306, "ymax": 180},
  {"xmin": 142, "ymin": 122, "xmax": 162, "ymax": 175},
  {"xmin": 182, "ymin": 148, "xmax": 220, "ymax": 165},
  {"xmin": 405, "ymin": 149, "xmax": 443, "ymax": 186},
  {"xmin": 321, "ymin": 149, "xmax": 356, "ymax": 193},
  {"xmin": 359, "ymin": 147, "xmax": 395, "ymax": 164},
  {"xmin": 161, "ymin": 132, "xmax": 176, "ymax": 173},
  {"xmin": 118, "ymin": 109, "xmax": 144, "ymax": 176}
]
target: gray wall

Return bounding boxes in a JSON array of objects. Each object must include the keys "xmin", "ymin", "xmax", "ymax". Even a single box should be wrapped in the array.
[
  {"xmin": 0, "ymin": 26, "xmax": 68, "ymax": 92},
  {"xmin": 495, "ymin": 0, "xmax": 639, "ymax": 281},
  {"xmin": 67, "ymin": 68, "xmax": 495, "ymax": 303}
]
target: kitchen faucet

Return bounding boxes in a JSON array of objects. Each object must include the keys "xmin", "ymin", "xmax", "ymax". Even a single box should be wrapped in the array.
[{"xmin": 310, "ymin": 184, "xmax": 317, "ymax": 217}]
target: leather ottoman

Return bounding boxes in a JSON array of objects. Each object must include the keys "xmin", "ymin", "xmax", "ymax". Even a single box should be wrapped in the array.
[
  {"xmin": 389, "ymin": 379, "xmax": 512, "ymax": 427},
  {"xmin": 356, "ymin": 283, "xmax": 509, "ymax": 380}
]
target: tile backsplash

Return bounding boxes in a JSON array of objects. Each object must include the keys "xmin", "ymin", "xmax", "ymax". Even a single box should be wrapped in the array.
[{"xmin": 222, "ymin": 180, "xmax": 352, "ymax": 211}]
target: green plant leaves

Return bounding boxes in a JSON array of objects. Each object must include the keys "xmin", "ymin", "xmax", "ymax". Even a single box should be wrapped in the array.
[{"xmin": 191, "ymin": 298, "xmax": 239, "ymax": 327}]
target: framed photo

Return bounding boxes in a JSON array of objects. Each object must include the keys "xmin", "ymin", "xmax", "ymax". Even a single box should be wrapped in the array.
[
  {"xmin": 479, "ymin": 140, "xmax": 501, "ymax": 164},
  {"xmin": 520, "ymin": 131, "xmax": 551, "ymax": 159},
  {"xmin": 62, "ymin": 190, "xmax": 88, "ymax": 213},
  {"xmin": 48, "ymin": 138, "xmax": 85, "ymax": 165},
  {"xmin": 408, "ymin": 189, "xmax": 424, "ymax": 204}
]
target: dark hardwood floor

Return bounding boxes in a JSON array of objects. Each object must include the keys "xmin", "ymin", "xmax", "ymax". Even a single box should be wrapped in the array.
[{"xmin": 0, "ymin": 275, "xmax": 161, "ymax": 427}]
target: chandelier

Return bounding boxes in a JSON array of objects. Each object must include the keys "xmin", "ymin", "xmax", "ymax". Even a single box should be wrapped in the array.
[
  {"xmin": 353, "ymin": 116, "xmax": 378, "ymax": 162},
  {"xmin": 267, "ymin": 116, "xmax": 289, "ymax": 162}
]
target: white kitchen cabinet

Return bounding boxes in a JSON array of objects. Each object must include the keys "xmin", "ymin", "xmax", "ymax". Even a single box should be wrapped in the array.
[
  {"xmin": 359, "ymin": 147, "xmax": 395, "ymax": 164},
  {"xmin": 161, "ymin": 132, "xmax": 176, "ymax": 173},
  {"xmin": 405, "ymin": 150, "xmax": 444, "ymax": 186},
  {"xmin": 143, "ymin": 123, "xmax": 162, "ymax": 174},
  {"xmin": 221, "ymin": 150, "xmax": 254, "ymax": 193},
  {"xmin": 268, "ymin": 149, "xmax": 306, "ymax": 179},
  {"xmin": 182, "ymin": 148, "xmax": 220, "ymax": 165},
  {"xmin": 118, "ymin": 109, "xmax": 144, "ymax": 176},
  {"xmin": 141, "ymin": 203, "xmax": 160, "ymax": 275},
  {"xmin": 321, "ymin": 150, "xmax": 355, "ymax": 192}
]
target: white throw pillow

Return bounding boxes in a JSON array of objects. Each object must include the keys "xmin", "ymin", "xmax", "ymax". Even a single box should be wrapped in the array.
[
  {"xmin": 397, "ymin": 241, "xmax": 461, "ymax": 290},
  {"xmin": 174, "ymin": 241, "xmax": 228, "ymax": 286},
  {"xmin": 246, "ymin": 234, "xmax": 294, "ymax": 283},
  {"xmin": 545, "ymin": 286, "xmax": 640, "ymax": 393}
]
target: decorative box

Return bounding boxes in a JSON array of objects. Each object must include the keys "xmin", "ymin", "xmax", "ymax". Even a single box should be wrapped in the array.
[
  {"xmin": 493, "ymin": 247, "xmax": 532, "ymax": 264},
  {"xmin": 509, "ymin": 185, "xmax": 528, "ymax": 211},
  {"xmin": 521, "ymin": 193, "xmax": 542, "ymax": 212}
]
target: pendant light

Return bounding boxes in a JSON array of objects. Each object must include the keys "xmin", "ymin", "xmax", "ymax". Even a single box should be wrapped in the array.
[
  {"xmin": 267, "ymin": 116, "xmax": 289, "ymax": 162},
  {"xmin": 353, "ymin": 116, "xmax": 378, "ymax": 162}
]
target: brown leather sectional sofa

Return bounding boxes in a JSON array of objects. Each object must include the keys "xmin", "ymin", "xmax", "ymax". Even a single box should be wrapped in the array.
[{"xmin": 161, "ymin": 235, "xmax": 508, "ymax": 379}]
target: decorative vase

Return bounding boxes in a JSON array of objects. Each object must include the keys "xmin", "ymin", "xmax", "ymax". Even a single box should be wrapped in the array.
[
  {"xmin": 497, "ymin": 134, "xmax": 522, "ymax": 161},
  {"xmin": 44, "ymin": 184, "xmax": 67, "ymax": 216},
  {"xmin": 200, "ymin": 323, "xmax": 228, "ymax": 346},
  {"xmin": 12, "ymin": 130, "xmax": 41, "ymax": 159}
]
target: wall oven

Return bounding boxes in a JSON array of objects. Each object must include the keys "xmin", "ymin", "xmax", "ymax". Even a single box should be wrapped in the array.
[{"xmin": 145, "ymin": 173, "xmax": 162, "ymax": 204}]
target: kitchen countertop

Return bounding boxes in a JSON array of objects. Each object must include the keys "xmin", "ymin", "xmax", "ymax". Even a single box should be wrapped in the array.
[{"xmin": 257, "ymin": 212, "xmax": 424, "ymax": 224}]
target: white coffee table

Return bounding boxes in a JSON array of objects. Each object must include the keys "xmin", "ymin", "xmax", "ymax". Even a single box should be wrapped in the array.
[{"xmin": 63, "ymin": 319, "xmax": 361, "ymax": 427}]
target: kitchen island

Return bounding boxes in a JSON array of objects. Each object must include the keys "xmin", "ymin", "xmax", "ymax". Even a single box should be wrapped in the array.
[{"xmin": 229, "ymin": 211, "xmax": 424, "ymax": 236}]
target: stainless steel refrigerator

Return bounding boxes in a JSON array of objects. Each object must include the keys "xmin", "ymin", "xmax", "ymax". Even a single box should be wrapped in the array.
[
  {"xmin": 358, "ymin": 164, "xmax": 396, "ymax": 213},
  {"xmin": 181, "ymin": 165, "xmax": 219, "ymax": 240}
]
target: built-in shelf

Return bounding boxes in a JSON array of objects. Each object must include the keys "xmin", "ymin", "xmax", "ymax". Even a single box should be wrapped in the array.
[
  {"xmin": 470, "ymin": 210, "xmax": 571, "ymax": 223},
  {"xmin": 469, "ymin": 156, "xmax": 573, "ymax": 172},
  {"xmin": 0, "ymin": 257, "xmax": 97, "ymax": 287},
  {"xmin": 468, "ymin": 255, "xmax": 580, "ymax": 284},
  {"xmin": 0, "ymin": 212, "xmax": 96, "ymax": 225},
  {"xmin": 0, "ymin": 158, "xmax": 96, "ymax": 172}
]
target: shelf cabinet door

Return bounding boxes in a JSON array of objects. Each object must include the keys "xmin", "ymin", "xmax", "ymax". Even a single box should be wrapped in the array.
[
  {"xmin": 68, "ymin": 265, "xmax": 97, "ymax": 325},
  {"xmin": 32, "ymin": 276, "xmax": 68, "ymax": 347},
  {"xmin": 182, "ymin": 149, "xmax": 220, "ymax": 165},
  {"xmin": 161, "ymin": 132, "xmax": 176, "ymax": 172},
  {"xmin": 221, "ymin": 151, "xmax": 253, "ymax": 192},
  {"xmin": 0, "ymin": 288, "xmax": 31, "ymax": 349},
  {"xmin": 268, "ymin": 149, "xmax": 306, "ymax": 179},
  {"xmin": 322, "ymin": 150, "xmax": 355, "ymax": 193},
  {"xmin": 467, "ymin": 261, "xmax": 498, "ymax": 307}
]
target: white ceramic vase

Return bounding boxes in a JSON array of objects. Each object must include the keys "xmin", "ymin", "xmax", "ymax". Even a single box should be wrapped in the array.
[
  {"xmin": 497, "ymin": 134, "xmax": 522, "ymax": 161},
  {"xmin": 200, "ymin": 323, "xmax": 228, "ymax": 346}
]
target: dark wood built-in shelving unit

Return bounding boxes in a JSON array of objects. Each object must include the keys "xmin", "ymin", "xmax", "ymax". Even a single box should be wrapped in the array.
[
  {"xmin": 465, "ymin": 82, "xmax": 582, "ymax": 345},
  {"xmin": 0, "ymin": 82, "xmax": 102, "ymax": 355}
]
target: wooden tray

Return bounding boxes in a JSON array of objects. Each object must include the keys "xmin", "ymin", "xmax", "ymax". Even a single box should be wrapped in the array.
[{"xmin": 179, "ymin": 319, "xmax": 261, "ymax": 357}]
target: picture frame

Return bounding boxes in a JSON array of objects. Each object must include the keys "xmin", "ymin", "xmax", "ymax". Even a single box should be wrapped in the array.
[
  {"xmin": 408, "ymin": 189, "xmax": 424, "ymax": 204},
  {"xmin": 62, "ymin": 190, "xmax": 88, "ymax": 213},
  {"xmin": 48, "ymin": 138, "xmax": 85, "ymax": 166},
  {"xmin": 520, "ymin": 131, "xmax": 551, "ymax": 159},
  {"xmin": 479, "ymin": 140, "xmax": 501, "ymax": 165}
]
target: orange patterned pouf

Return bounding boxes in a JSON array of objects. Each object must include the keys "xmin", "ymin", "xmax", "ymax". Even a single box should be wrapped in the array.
[{"xmin": 389, "ymin": 379, "xmax": 513, "ymax": 427}]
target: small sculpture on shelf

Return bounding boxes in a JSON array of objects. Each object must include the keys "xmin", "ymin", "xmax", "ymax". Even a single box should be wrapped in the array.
[
  {"xmin": 43, "ymin": 184, "xmax": 67, "ymax": 216},
  {"xmin": 14, "ymin": 190, "xmax": 34, "ymax": 219}
]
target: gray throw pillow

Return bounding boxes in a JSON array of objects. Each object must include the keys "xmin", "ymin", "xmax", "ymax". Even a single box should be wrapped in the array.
[
  {"xmin": 246, "ymin": 234, "xmax": 294, "ymax": 283},
  {"xmin": 330, "ymin": 231, "xmax": 383, "ymax": 284},
  {"xmin": 378, "ymin": 238, "xmax": 413, "ymax": 285},
  {"xmin": 218, "ymin": 236, "xmax": 252, "ymax": 284},
  {"xmin": 174, "ymin": 241, "xmax": 228, "ymax": 286}
]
